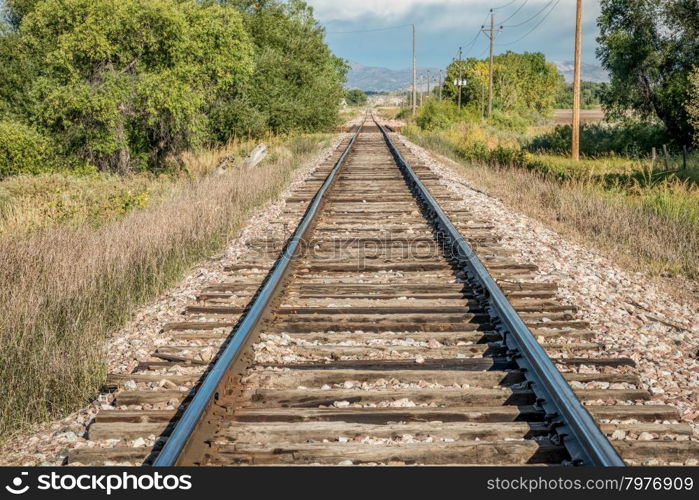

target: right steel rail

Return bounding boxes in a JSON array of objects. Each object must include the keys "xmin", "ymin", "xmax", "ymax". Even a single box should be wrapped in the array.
[{"xmin": 374, "ymin": 116, "xmax": 625, "ymax": 466}]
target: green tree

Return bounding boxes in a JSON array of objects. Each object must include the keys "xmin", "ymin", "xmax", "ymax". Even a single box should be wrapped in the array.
[
  {"xmin": 3, "ymin": 0, "xmax": 253, "ymax": 172},
  {"xmin": 555, "ymin": 81, "xmax": 608, "ymax": 109},
  {"xmin": 345, "ymin": 89, "xmax": 367, "ymax": 106},
  {"xmin": 441, "ymin": 52, "xmax": 562, "ymax": 117},
  {"xmin": 597, "ymin": 0, "xmax": 699, "ymax": 144},
  {"xmin": 0, "ymin": 0, "xmax": 345, "ymax": 173},
  {"xmin": 215, "ymin": 0, "xmax": 347, "ymax": 137},
  {"xmin": 442, "ymin": 58, "xmax": 488, "ymax": 114}
]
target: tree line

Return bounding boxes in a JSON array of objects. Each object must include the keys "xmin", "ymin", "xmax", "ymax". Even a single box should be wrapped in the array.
[
  {"xmin": 436, "ymin": 1, "xmax": 699, "ymax": 148},
  {"xmin": 555, "ymin": 81, "xmax": 607, "ymax": 110},
  {"xmin": 441, "ymin": 51, "xmax": 562, "ymax": 119},
  {"xmin": 0, "ymin": 0, "xmax": 347, "ymax": 176}
]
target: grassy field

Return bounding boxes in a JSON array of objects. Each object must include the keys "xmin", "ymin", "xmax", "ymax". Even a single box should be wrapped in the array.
[
  {"xmin": 0, "ymin": 133, "xmax": 330, "ymax": 438},
  {"xmin": 398, "ymin": 112, "xmax": 698, "ymax": 280},
  {"xmin": 0, "ymin": 136, "xmax": 303, "ymax": 236}
]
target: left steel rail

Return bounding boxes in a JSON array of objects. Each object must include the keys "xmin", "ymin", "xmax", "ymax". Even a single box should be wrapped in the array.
[{"xmin": 153, "ymin": 115, "xmax": 366, "ymax": 466}]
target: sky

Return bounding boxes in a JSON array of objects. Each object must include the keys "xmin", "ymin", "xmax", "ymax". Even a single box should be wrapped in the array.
[{"xmin": 307, "ymin": 0, "xmax": 602, "ymax": 70}]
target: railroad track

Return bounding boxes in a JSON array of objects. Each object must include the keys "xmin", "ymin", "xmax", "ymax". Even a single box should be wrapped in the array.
[{"xmin": 69, "ymin": 114, "xmax": 698, "ymax": 466}]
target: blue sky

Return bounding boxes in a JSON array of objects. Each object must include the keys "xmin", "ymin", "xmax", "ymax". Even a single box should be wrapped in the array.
[{"xmin": 307, "ymin": 0, "xmax": 602, "ymax": 69}]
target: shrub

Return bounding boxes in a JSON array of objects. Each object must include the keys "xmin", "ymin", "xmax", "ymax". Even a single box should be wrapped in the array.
[
  {"xmin": 345, "ymin": 89, "xmax": 367, "ymax": 107},
  {"xmin": 487, "ymin": 110, "xmax": 529, "ymax": 133},
  {"xmin": 415, "ymin": 100, "xmax": 478, "ymax": 131},
  {"xmin": 528, "ymin": 122, "xmax": 669, "ymax": 157},
  {"xmin": 0, "ymin": 120, "xmax": 55, "ymax": 178}
]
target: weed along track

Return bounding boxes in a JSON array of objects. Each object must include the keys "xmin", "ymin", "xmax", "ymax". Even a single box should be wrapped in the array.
[{"xmin": 70, "ymin": 115, "xmax": 698, "ymax": 466}]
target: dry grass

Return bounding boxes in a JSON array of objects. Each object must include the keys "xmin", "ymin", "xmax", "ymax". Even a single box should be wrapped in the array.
[
  {"xmin": 0, "ymin": 134, "xmax": 329, "ymax": 438},
  {"xmin": 0, "ymin": 137, "xmax": 289, "ymax": 236},
  {"xmin": 405, "ymin": 131, "xmax": 699, "ymax": 280},
  {"xmin": 376, "ymin": 107, "xmax": 401, "ymax": 120}
]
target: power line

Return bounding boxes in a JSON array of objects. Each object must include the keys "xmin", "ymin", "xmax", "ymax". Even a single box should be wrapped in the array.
[
  {"xmin": 459, "ymin": 11, "xmax": 491, "ymax": 58},
  {"xmin": 462, "ymin": 30, "xmax": 483, "ymax": 56},
  {"xmin": 498, "ymin": 0, "xmax": 560, "ymax": 45},
  {"xmin": 492, "ymin": 0, "xmax": 520, "ymax": 9},
  {"xmin": 500, "ymin": 0, "xmax": 529, "ymax": 25},
  {"xmin": 503, "ymin": 0, "xmax": 555, "ymax": 28},
  {"xmin": 325, "ymin": 24, "xmax": 412, "ymax": 34}
]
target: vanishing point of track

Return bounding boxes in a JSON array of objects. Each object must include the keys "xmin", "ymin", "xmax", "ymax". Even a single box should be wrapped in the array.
[{"xmin": 69, "ymin": 114, "xmax": 698, "ymax": 466}]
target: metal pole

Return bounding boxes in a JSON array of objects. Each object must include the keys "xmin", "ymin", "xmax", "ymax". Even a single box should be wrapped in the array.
[
  {"xmin": 412, "ymin": 24, "xmax": 417, "ymax": 116},
  {"xmin": 572, "ymin": 0, "xmax": 583, "ymax": 160},
  {"xmin": 420, "ymin": 75, "xmax": 424, "ymax": 106},
  {"xmin": 457, "ymin": 46, "xmax": 463, "ymax": 109}
]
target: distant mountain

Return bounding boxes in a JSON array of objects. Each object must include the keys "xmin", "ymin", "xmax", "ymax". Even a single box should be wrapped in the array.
[
  {"xmin": 346, "ymin": 60, "xmax": 610, "ymax": 92},
  {"xmin": 555, "ymin": 61, "xmax": 609, "ymax": 83},
  {"xmin": 346, "ymin": 62, "xmax": 441, "ymax": 93}
]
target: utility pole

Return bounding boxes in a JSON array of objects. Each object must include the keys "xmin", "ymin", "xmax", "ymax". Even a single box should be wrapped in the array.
[
  {"xmin": 481, "ymin": 10, "xmax": 502, "ymax": 117},
  {"xmin": 457, "ymin": 46, "xmax": 463, "ymax": 108},
  {"xmin": 412, "ymin": 24, "xmax": 417, "ymax": 116},
  {"xmin": 426, "ymin": 70, "xmax": 431, "ymax": 98},
  {"xmin": 481, "ymin": 83, "xmax": 485, "ymax": 121},
  {"xmin": 572, "ymin": 0, "xmax": 582, "ymax": 161},
  {"xmin": 438, "ymin": 70, "xmax": 443, "ymax": 100}
]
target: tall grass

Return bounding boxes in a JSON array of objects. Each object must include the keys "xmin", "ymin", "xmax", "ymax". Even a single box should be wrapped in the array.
[
  {"xmin": 0, "ymin": 134, "xmax": 328, "ymax": 438},
  {"xmin": 0, "ymin": 136, "xmax": 303, "ymax": 236}
]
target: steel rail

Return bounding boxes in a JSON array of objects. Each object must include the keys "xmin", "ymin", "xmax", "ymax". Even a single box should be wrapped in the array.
[
  {"xmin": 153, "ymin": 115, "xmax": 367, "ymax": 466},
  {"xmin": 373, "ymin": 116, "xmax": 625, "ymax": 466}
]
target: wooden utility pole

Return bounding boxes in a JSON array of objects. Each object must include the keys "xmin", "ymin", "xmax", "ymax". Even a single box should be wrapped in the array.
[
  {"xmin": 457, "ymin": 46, "xmax": 463, "ymax": 108},
  {"xmin": 412, "ymin": 24, "xmax": 417, "ymax": 116},
  {"xmin": 571, "ymin": 0, "xmax": 583, "ymax": 161},
  {"xmin": 481, "ymin": 10, "xmax": 502, "ymax": 118},
  {"xmin": 438, "ymin": 70, "xmax": 443, "ymax": 100}
]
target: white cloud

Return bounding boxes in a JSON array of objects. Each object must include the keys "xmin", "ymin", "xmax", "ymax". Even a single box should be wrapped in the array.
[
  {"xmin": 311, "ymin": 0, "xmax": 604, "ymax": 66},
  {"xmin": 308, "ymin": 0, "xmax": 599, "ymax": 28},
  {"xmin": 309, "ymin": 0, "xmax": 484, "ymax": 22}
]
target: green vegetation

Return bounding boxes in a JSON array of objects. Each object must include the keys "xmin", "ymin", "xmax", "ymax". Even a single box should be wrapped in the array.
[
  {"xmin": 442, "ymin": 51, "xmax": 562, "ymax": 119},
  {"xmin": 345, "ymin": 88, "xmax": 368, "ymax": 107},
  {"xmin": 597, "ymin": 0, "xmax": 699, "ymax": 145},
  {"xmin": 0, "ymin": 119, "xmax": 56, "ymax": 177},
  {"xmin": 225, "ymin": 0, "xmax": 347, "ymax": 137},
  {"xmin": 554, "ymin": 81, "xmax": 607, "ymax": 110},
  {"xmin": 529, "ymin": 122, "xmax": 669, "ymax": 157},
  {"xmin": 0, "ymin": 0, "xmax": 345, "ymax": 176}
]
